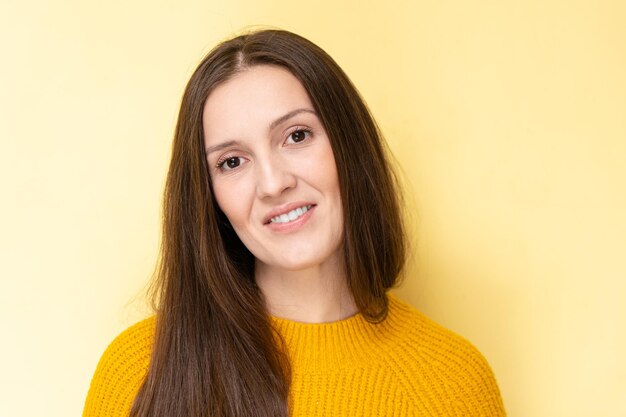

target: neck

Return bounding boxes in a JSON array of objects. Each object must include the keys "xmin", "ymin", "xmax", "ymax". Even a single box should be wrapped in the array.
[{"xmin": 254, "ymin": 256, "xmax": 358, "ymax": 324}]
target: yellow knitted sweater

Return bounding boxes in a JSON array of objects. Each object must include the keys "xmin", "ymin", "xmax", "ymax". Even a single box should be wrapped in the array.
[{"xmin": 83, "ymin": 293, "xmax": 506, "ymax": 416}]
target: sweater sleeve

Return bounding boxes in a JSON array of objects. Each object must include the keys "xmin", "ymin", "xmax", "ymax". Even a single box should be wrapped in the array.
[
  {"xmin": 398, "ymin": 311, "xmax": 507, "ymax": 416},
  {"xmin": 82, "ymin": 317, "xmax": 155, "ymax": 417},
  {"xmin": 437, "ymin": 337, "xmax": 507, "ymax": 416}
]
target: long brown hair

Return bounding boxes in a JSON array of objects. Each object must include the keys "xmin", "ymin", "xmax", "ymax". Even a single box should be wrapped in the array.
[{"xmin": 130, "ymin": 29, "xmax": 407, "ymax": 417}]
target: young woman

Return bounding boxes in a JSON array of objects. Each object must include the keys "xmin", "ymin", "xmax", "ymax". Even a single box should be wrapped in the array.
[{"xmin": 83, "ymin": 29, "xmax": 506, "ymax": 417}]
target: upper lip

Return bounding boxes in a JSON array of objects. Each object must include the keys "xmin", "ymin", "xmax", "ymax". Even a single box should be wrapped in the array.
[{"xmin": 262, "ymin": 201, "xmax": 316, "ymax": 224}]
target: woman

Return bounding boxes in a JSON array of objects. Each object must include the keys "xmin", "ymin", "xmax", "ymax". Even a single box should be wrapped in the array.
[{"xmin": 83, "ymin": 29, "xmax": 506, "ymax": 417}]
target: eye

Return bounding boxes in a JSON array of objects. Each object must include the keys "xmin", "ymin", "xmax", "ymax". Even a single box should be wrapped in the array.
[
  {"xmin": 286, "ymin": 128, "xmax": 311, "ymax": 144},
  {"xmin": 217, "ymin": 156, "xmax": 245, "ymax": 171}
]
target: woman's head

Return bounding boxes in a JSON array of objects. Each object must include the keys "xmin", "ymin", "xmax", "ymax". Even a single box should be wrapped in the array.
[{"xmin": 166, "ymin": 28, "xmax": 405, "ymax": 319}]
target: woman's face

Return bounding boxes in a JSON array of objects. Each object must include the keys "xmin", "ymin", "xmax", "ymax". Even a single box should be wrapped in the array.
[{"xmin": 203, "ymin": 65, "xmax": 343, "ymax": 272}]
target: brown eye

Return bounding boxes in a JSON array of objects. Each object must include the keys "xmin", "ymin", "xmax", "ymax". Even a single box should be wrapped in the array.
[
  {"xmin": 218, "ymin": 156, "xmax": 244, "ymax": 171},
  {"xmin": 287, "ymin": 129, "xmax": 310, "ymax": 144},
  {"xmin": 225, "ymin": 157, "xmax": 241, "ymax": 169}
]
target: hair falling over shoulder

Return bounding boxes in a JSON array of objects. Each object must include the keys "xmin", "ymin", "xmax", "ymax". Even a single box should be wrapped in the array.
[{"xmin": 130, "ymin": 29, "xmax": 407, "ymax": 417}]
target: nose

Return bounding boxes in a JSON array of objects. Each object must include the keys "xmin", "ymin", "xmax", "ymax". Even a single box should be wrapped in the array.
[{"xmin": 255, "ymin": 153, "xmax": 297, "ymax": 199}]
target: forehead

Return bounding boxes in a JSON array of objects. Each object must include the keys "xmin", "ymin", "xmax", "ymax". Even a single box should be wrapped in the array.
[{"xmin": 202, "ymin": 65, "xmax": 314, "ymax": 143}]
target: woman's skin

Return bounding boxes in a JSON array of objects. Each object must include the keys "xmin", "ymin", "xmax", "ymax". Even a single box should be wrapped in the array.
[{"xmin": 203, "ymin": 65, "xmax": 358, "ymax": 323}]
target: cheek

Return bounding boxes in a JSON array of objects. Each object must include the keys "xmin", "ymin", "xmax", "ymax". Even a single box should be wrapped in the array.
[
  {"xmin": 212, "ymin": 181, "xmax": 250, "ymax": 227},
  {"xmin": 315, "ymin": 144, "xmax": 341, "ymax": 197},
  {"xmin": 301, "ymin": 141, "xmax": 343, "ymax": 223}
]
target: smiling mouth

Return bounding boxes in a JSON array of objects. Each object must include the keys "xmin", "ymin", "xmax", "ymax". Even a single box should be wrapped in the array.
[{"xmin": 268, "ymin": 204, "xmax": 313, "ymax": 224}]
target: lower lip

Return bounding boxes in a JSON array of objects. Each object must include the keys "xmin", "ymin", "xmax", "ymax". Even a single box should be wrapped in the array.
[{"xmin": 265, "ymin": 205, "xmax": 316, "ymax": 233}]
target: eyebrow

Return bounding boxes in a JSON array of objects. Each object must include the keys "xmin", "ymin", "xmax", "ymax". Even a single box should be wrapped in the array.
[
  {"xmin": 205, "ymin": 108, "xmax": 317, "ymax": 155},
  {"xmin": 269, "ymin": 108, "xmax": 316, "ymax": 130},
  {"xmin": 205, "ymin": 140, "xmax": 241, "ymax": 156}
]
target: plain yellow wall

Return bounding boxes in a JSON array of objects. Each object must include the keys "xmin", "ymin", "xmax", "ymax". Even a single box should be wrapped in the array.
[{"xmin": 1, "ymin": 1, "xmax": 624, "ymax": 416}]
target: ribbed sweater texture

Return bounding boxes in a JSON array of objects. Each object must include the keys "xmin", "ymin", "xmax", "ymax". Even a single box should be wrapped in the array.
[{"xmin": 83, "ymin": 293, "xmax": 506, "ymax": 416}]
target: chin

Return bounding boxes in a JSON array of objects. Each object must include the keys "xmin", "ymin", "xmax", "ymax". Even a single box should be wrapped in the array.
[
  {"xmin": 260, "ymin": 251, "xmax": 336, "ymax": 272},
  {"xmin": 274, "ymin": 258, "xmax": 325, "ymax": 272}
]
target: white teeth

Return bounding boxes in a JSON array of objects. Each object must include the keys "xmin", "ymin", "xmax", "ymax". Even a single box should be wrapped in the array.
[{"xmin": 270, "ymin": 205, "xmax": 312, "ymax": 224}]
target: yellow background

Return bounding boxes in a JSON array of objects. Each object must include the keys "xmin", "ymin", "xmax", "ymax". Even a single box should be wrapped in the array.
[{"xmin": 1, "ymin": 1, "xmax": 625, "ymax": 416}]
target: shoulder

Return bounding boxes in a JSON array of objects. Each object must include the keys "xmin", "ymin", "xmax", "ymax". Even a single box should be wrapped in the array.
[
  {"xmin": 82, "ymin": 316, "xmax": 156, "ymax": 417},
  {"xmin": 386, "ymin": 293, "xmax": 506, "ymax": 416}
]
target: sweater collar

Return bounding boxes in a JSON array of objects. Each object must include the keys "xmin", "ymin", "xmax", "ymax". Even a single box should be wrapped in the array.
[{"xmin": 269, "ymin": 292, "xmax": 415, "ymax": 371}]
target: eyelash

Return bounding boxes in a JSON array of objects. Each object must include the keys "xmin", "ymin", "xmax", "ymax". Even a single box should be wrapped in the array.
[
  {"xmin": 215, "ymin": 155, "xmax": 243, "ymax": 170},
  {"xmin": 215, "ymin": 127, "xmax": 314, "ymax": 171},
  {"xmin": 285, "ymin": 126, "xmax": 313, "ymax": 144}
]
